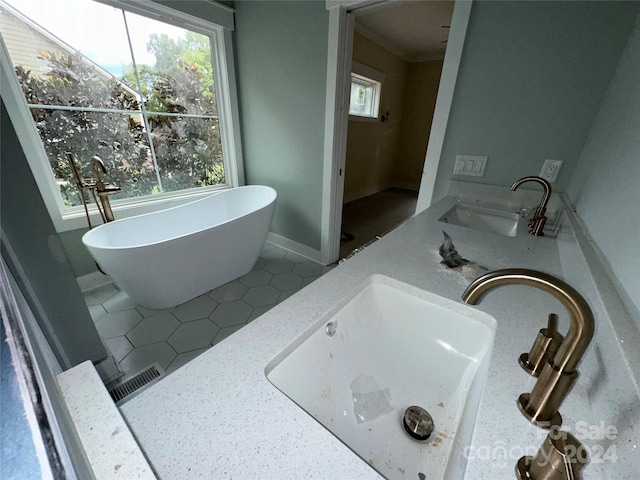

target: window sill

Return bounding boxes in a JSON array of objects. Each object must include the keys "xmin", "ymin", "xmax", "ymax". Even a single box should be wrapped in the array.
[
  {"xmin": 55, "ymin": 185, "xmax": 231, "ymax": 233},
  {"xmin": 348, "ymin": 114, "xmax": 380, "ymax": 124}
]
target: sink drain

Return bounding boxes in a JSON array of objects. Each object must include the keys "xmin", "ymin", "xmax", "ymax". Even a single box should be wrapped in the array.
[{"xmin": 403, "ymin": 406, "xmax": 434, "ymax": 441}]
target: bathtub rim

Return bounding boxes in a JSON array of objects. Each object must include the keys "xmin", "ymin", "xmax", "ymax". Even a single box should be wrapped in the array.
[{"xmin": 82, "ymin": 185, "xmax": 277, "ymax": 251}]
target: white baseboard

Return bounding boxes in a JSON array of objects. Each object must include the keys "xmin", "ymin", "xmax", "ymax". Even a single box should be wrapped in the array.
[
  {"xmin": 266, "ymin": 232, "xmax": 323, "ymax": 264},
  {"xmin": 77, "ymin": 270, "xmax": 113, "ymax": 292},
  {"xmin": 343, "ymin": 184, "xmax": 390, "ymax": 204},
  {"xmin": 343, "ymin": 183, "xmax": 417, "ymax": 204},
  {"xmin": 391, "ymin": 182, "xmax": 420, "ymax": 192}
]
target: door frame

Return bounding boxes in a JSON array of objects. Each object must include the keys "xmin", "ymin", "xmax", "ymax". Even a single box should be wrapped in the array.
[{"xmin": 320, "ymin": 0, "xmax": 473, "ymax": 264}]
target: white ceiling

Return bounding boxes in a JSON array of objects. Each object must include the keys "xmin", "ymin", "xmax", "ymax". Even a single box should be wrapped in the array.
[{"xmin": 354, "ymin": 0, "xmax": 454, "ymax": 62}]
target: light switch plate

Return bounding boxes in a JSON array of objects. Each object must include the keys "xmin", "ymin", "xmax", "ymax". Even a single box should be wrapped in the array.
[{"xmin": 453, "ymin": 155, "xmax": 488, "ymax": 177}]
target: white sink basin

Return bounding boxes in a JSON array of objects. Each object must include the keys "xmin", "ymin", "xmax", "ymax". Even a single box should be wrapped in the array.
[
  {"xmin": 439, "ymin": 203, "xmax": 520, "ymax": 237},
  {"xmin": 266, "ymin": 275, "xmax": 496, "ymax": 479}
]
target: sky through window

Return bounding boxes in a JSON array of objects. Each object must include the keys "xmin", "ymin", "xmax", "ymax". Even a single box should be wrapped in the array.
[{"xmin": 4, "ymin": 0, "xmax": 184, "ymax": 76}]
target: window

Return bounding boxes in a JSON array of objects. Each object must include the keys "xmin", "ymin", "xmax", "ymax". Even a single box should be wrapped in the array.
[
  {"xmin": 349, "ymin": 73, "xmax": 381, "ymax": 118},
  {"xmin": 0, "ymin": 0, "xmax": 241, "ymax": 229},
  {"xmin": 348, "ymin": 62, "xmax": 384, "ymax": 119}
]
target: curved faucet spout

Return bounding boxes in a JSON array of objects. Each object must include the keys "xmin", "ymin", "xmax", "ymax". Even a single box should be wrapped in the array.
[
  {"xmin": 90, "ymin": 155, "xmax": 120, "ymax": 222},
  {"xmin": 91, "ymin": 156, "xmax": 107, "ymax": 182},
  {"xmin": 511, "ymin": 176, "xmax": 552, "ymax": 236},
  {"xmin": 462, "ymin": 268, "xmax": 594, "ymax": 428},
  {"xmin": 511, "ymin": 176, "xmax": 551, "ymax": 205},
  {"xmin": 462, "ymin": 268, "xmax": 593, "ymax": 372}
]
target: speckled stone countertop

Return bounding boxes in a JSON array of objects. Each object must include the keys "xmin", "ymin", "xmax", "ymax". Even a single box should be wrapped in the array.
[
  {"xmin": 119, "ymin": 190, "xmax": 637, "ymax": 479},
  {"xmin": 57, "ymin": 361, "xmax": 155, "ymax": 479}
]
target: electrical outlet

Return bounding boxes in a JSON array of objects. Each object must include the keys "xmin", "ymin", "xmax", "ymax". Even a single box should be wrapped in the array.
[{"xmin": 540, "ymin": 159, "xmax": 563, "ymax": 183}]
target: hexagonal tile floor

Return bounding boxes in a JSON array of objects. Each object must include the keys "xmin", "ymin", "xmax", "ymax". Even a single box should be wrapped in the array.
[{"xmin": 85, "ymin": 244, "xmax": 335, "ymax": 378}]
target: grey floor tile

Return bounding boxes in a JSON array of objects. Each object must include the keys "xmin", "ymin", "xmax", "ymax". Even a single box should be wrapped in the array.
[
  {"xmin": 211, "ymin": 324, "xmax": 245, "ymax": 346},
  {"xmin": 210, "ymin": 301, "xmax": 253, "ymax": 328},
  {"xmin": 292, "ymin": 262, "xmax": 324, "ymax": 278},
  {"xmin": 270, "ymin": 272, "xmax": 303, "ymax": 291},
  {"xmin": 264, "ymin": 259, "xmax": 294, "ymax": 274},
  {"xmin": 260, "ymin": 245, "xmax": 286, "ymax": 261},
  {"xmin": 167, "ymin": 319, "xmax": 220, "ymax": 353},
  {"xmin": 95, "ymin": 309, "xmax": 143, "ymax": 339},
  {"xmin": 166, "ymin": 348, "xmax": 209, "ymax": 375},
  {"xmin": 126, "ymin": 315, "xmax": 180, "ymax": 347},
  {"xmin": 118, "ymin": 342, "xmax": 177, "ymax": 374},
  {"xmin": 252, "ymin": 258, "xmax": 267, "ymax": 271},
  {"xmin": 248, "ymin": 304, "xmax": 275, "ymax": 322},
  {"xmin": 102, "ymin": 291, "xmax": 138, "ymax": 313},
  {"xmin": 238, "ymin": 270, "xmax": 272, "ymax": 288},
  {"xmin": 243, "ymin": 285, "xmax": 280, "ymax": 307},
  {"xmin": 301, "ymin": 275, "xmax": 321, "ymax": 288},
  {"xmin": 278, "ymin": 289, "xmax": 298, "ymax": 304},
  {"xmin": 84, "ymin": 284, "xmax": 119, "ymax": 306},
  {"xmin": 208, "ymin": 281, "xmax": 248, "ymax": 303},
  {"xmin": 90, "ymin": 244, "xmax": 334, "ymax": 383},
  {"xmin": 102, "ymin": 336, "xmax": 134, "ymax": 363},
  {"xmin": 173, "ymin": 295, "xmax": 218, "ymax": 322},
  {"xmin": 88, "ymin": 304, "xmax": 107, "ymax": 323},
  {"xmin": 137, "ymin": 305, "xmax": 174, "ymax": 318}
]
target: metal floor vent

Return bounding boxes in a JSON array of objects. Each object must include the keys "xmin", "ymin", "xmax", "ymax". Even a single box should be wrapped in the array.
[{"xmin": 108, "ymin": 363, "xmax": 164, "ymax": 405}]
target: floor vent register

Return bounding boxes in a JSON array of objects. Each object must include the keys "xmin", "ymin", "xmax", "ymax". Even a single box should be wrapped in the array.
[{"xmin": 108, "ymin": 363, "xmax": 164, "ymax": 405}]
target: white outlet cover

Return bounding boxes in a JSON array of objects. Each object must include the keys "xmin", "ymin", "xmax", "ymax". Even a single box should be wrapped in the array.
[{"xmin": 540, "ymin": 159, "xmax": 563, "ymax": 183}]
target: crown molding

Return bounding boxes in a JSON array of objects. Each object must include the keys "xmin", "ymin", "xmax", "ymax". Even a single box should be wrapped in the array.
[{"xmin": 354, "ymin": 22, "xmax": 413, "ymax": 62}]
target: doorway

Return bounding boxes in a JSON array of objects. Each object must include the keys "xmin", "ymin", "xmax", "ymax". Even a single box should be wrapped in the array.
[
  {"xmin": 320, "ymin": 0, "xmax": 472, "ymax": 265},
  {"xmin": 339, "ymin": 1, "xmax": 454, "ymax": 259}
]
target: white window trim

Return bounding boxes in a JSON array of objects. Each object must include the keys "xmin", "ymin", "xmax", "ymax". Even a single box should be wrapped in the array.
[
  {"xmin": 349, "ymin": 61, "xmax": 384, "ymax": 122},
  {"xmin": 96, "ymin": 0, "xmax": 235, "ymax": 32},
  {"xmin": 0, "ymin": 0, "xmax": 243, "ymax": 233}
]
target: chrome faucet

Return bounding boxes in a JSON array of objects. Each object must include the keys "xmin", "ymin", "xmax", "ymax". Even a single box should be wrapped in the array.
[
  {"xmin": 511, "ymin": 176, "xmax": 551, "ymax": 236},
  {"xmin": 462, "ymin": 268, "xmax": 594, "ymax": 429}
]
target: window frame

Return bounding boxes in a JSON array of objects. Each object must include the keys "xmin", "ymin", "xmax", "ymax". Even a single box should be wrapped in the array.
[
  {"xmin": 0, "ymin": 0, "xmax": 243, "ymax": 232},
  {"xmin": 348, "ymin": 61, "xmax": 384, "ymax": 122}
]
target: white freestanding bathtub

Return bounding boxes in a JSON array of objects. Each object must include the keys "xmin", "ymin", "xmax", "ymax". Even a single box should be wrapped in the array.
[{"xmin": 82, "ymin": 185, "xmax": 277, "ymax": 309}]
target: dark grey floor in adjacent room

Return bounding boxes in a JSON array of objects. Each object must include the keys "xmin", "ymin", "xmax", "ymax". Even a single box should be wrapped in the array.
[{"xmin": 339, "ymin": 188, "xmax": 418, "ymax": 259}]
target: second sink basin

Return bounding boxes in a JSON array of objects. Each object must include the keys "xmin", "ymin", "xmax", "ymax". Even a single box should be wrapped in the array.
[
  {"xmin": 266, "ymin": 275, "xmax": 497, "ymax": 479},
  {"xmin": 439, "ymin": 203, "xmax": 520, "ymax": 237}
]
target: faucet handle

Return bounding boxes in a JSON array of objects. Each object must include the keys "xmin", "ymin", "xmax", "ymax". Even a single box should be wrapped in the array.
[
  {"xmin": 516, "ymin": 428, "xmax": 588, "ymax": 480},
  {"xmin": 528, "ymin": 213, "xmax": 548, "ymax": 236},
  {"xmin": 519, "ymin": 314, "xmax": 564, "ymax": 377}
]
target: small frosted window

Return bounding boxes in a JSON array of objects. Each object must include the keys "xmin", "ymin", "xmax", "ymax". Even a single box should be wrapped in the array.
[{"xmin": 349, "ymin": 73, "xmax": 381, "ymax": 118}]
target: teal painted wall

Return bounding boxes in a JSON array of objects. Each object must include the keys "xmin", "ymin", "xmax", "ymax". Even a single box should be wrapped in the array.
[
  {"xmin": 432, "ymin": 1, "xmax": 639, "ymax": 202},
  {"xmin": 1, "ymin": 101, "xmax": 107, "ymax": 368},
  {"xmin": 567, "ymin": 13, "xmax": 640, "ymax": 322},
  {"xmin": 233, "ymin": 0, "xmax": 329, "ymax": 250},
  {"xmin": 59, "ymin": 228, "xmax": 94, "ymax": 277},
  {"xmin": 60, "ymin": 0, "xmax": 330, "ymax": 271}
]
